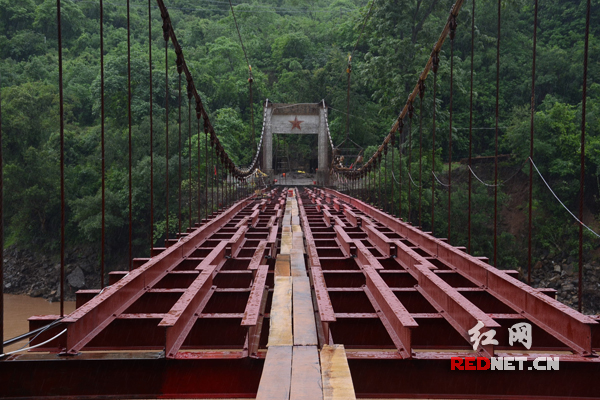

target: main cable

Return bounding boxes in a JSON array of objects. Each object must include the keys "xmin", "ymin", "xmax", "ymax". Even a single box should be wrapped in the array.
[{"xmin": 227, "ymin": 0, "xmax": 256, "ymax": 160}]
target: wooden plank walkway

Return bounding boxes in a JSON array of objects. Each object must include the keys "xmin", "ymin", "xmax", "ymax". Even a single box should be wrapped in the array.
[{"xmin": 256, "ymin": 189, "xmax": 355, "ymax": 400}]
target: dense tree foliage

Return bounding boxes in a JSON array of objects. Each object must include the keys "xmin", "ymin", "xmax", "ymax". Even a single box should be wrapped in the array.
[{"xmin": 0, "ymin": 0, "xmax": 598, "ymax": 272}]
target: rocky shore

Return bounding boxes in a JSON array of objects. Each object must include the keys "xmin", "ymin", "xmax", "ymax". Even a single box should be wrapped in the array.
[
  {"xmin": 2, "ymin": 244, "xmax": 599, "ymax": 315},
  {"xmin": 2, "ymin": 245, "xmax": 102, "ymax": 302},
  {"xmin": 529, "ymin": 255, "xmax": 600, "ymax": 315}
]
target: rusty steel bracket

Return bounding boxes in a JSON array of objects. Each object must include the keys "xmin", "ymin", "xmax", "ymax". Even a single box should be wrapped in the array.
[
  {"xmin": 323, "ymin": 187, "xmax": 598, "ymax": 356},
  {"xmin": 160, "ymin": 241, "xmax": 228, "ymax": 358},
  {"xmin": 353, "ymin": 241, "xmax": 417, "ymax": 358},
  {"xmin": 297, "ymin": 191, "xmax": 336, "ymax": 345},
  {"xmin": 62, "ymin": 198, "xmax": 252, "ymax": 354},
  {"xmin": 242, "ymin": 264, "xmax": 270, "ymax": 358}
]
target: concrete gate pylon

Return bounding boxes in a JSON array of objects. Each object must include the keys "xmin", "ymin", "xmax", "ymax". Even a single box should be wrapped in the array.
[{"xmin": 262, "ymin": 102, "xmax": 330, "ymax": 185}]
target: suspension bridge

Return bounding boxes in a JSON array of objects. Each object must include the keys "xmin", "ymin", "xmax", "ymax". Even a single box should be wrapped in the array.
[{"xmin": 0, "ymin": 0, "xmax": 598, "ymax": 398}]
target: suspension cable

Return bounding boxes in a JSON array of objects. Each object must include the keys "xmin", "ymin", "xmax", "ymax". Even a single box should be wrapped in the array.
[
  {"xmin": 156, "ymin": 0, "xmax": 259, "ymax": 180},
  {"xmin": 528, "ymin": 0, "xmax": 538, "ymax": 285},
  {"xmin": 448, "ymin": 14, "xmax": 457, "ymax": 243},
  {"xmin": 228, "ymin": 0, "xmax": 250, "ymax": 69},
  {"xmin": 391, "ymin": 130, "xmax": 395, "ymax": 216},
  {"xmin": 408, "ymin": 103, "xmax": 413, "ymax": 223},
  {"xmin": 57, "ymin": 0, "xmax": 66, "ymax": 317},
  {"xmin": 178, "ymin": 71, "xmax": 182, "ymax": 236},
  {"xmin": 579, "ymin": 0, "xmax": 591, "ymax": 312},
  {"xmin": 0, "ymin": 62, "xmax": 4, "ymax": 355},
  {"xmin": 148, "ymin": 0, "xmax": 154, "ymax": 253},
  {"xmin": 341, "ymin": 0, "xmax": 376, "ymax": 153},
  {"xmin": 204, "ymin": 118, "xmax": 209, "ymax": 221},
  {"xmin": 530, "ymin": 157, "xmax": 599, "ymax": 240},
  {"xmin": 448, "ymin": 15, "xmax": 457, "ymax": 243},
  {"xmin": 197, "ymin": 113, "xmax": 201, "ymax": 224},
  {"xmin": 418, "ymin": 79, "xmax": 425, "ymax": 228},
  {"xmin": 332, "ymin": 0, "xmax": 465, "ymax": 178},
  {"xmin": 211, "ymin": 136, "xmax": 215, "ymax": 214},
  {"xmin": 398, "ymin": 120, "xmax": 403, "ymax": 219},
  {"xmin": 227, "ymin": 0, "xmax": 256, "ymax": 151},
  {"xmin": 164, "ymin": 28, "xmax": 170, "ymax": 245},
  {"xmin": 350, "ymin": 0, "xmax": 376, "ymax": 61},
  {"xmin": 384, "ymin": 147, "xmax": 388, "ymax": 213},
  {"xmin": 494, "ymin": 0, "xmax": 501, "ymax": 268},
  {"xmin": 468, "ymin": 0, "xmax": 475, "ymax": 254},
  {"xmin": 101, "ymin": 0, "xmax": 106, "ymax": 285},
  {"xmin": 127, "ymin": 0, "xmax": 133, "ymax": 270},
  {"xmin": 378, "ymin": 153, "xmax": 381, "ymax": 210},
  {"xmin": 188, "ymin": 85, "xmax": 192, "ymax": 229},
  {"xmin": 431, "ymin": 51, "xmax": 439, "ymax": 233}
]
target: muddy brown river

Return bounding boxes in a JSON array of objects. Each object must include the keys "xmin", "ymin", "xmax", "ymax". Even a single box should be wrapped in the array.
[{"xmin": 2, "ymin": 294, "xmax": 75, "ymax": 353}]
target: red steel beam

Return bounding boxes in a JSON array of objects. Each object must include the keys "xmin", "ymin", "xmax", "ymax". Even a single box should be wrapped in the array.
[
  {"xmin": 159, "ymin": 241, "xmax": 227, "ymax": 358},
  {"xmin": 353, "ymin": 240, "xmax": 417, "ymax": 358},
  {"xmin": 62, "ymin": 198, "xmax": 253, "ymax": 354},
  {"xmin": 248, "ymin": 240, "xmax": 269, "ymax": 271},
  {"xmin": 242, "ymin": 264, "xmax": 270, "ymax": 358},
  {"xmin": 0, "ymin": 356, "xmax": 264, "ymax": 398},
  {"xmin": 297, "ymin": 191, "xmax": 336, "ymax": 343},
  {"xmin": 353, "ymin": 219, "xmax": 500, "ymax": 355},
  {"xmin": 242, "ymin": 264, "xmax": 269, "ymax": 327},
  {"xmin": 229, "ymin": 225, "xmax": 249, "ymax": 257},
  {"xmin": 322, "ymin": 188, "xmax": 598, "ymax": 356}
]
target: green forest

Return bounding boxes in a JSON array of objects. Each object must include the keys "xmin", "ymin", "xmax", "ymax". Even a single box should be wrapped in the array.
[{"xmin": 0, "ymin": 0, "xmax": 598, "ymax": 273}]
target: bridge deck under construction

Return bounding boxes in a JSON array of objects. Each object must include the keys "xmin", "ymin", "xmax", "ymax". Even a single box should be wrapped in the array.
[{"xmin": 1, "ymin": 187, "xmax": 598, "ymax": 399}]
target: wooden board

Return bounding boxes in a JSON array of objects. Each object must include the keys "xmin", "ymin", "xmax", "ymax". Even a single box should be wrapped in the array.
[
  {"xmin": 321, "ymin": 344, "xmax": 356, "ymax": 400},
  {"xmin": 292, "ymin": 232, "xmax": 304, "ymax": 253},
  {"xmin": 268, "ymin": 277, "xmax": 293, "ymax": 347},
  {"xmin": 256, "ymin": 345, "xmax": 293, "ymax": 400},
  {"xmin": 281, "ymin": 231, "xmax": 293, "ymax": 254},
  {"xmin": 290, "ymin": 249, "xmax": 307, "ymax": 277},
  {"xmin": 275, "ymin": 254, "xmax": 291, "ymax": 277},
  {"xmin": 290, "ymin": 346, "xmax": 323, "ymax": 400},
  {"xmin": 292, "ymin": 276, "xmax": 318, "ymax": 346}
]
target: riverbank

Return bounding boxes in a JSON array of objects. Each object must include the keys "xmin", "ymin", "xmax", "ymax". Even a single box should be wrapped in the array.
[
  {"xmin": 2, "ymin": 244, "xmax": 103, "ymax": 302},
  {"xmin": 2, "ymin": 294, "xmax": 75, "ymax": 353}
]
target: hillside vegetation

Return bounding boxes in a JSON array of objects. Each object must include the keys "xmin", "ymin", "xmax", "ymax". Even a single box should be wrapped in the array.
[{"xmin": 0, "ymin": 0, "xmax": 598, "ymax": 276}]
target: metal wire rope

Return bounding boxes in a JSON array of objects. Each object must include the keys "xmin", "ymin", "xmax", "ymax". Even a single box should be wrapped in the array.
[{"xmin": 530, "ymin": 157, "xmax": 600, "ymax": 240}]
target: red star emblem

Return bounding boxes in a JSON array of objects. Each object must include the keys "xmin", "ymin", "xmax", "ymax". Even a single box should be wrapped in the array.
[{"xmin": 289, "ymin": 116, "xmax": 303, "ymax": 130}]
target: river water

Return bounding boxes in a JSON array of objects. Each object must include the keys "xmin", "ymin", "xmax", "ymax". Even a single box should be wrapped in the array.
[{"xmin": 2, "ymin": 294, "xmax": 75, "ymax": 353}]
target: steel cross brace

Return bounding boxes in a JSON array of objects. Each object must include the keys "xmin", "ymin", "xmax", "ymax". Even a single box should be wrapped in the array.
[
  {"xmin": 159, "ymin": 241, "xmax": 228, "ymax": 358},
  {"xmin": 353, "ymin": 240, "xmax": 417, "ymax": 358},
  {"xmin": 62, "ymin": 197, "xmax": 253, "ymax": 354},
  {"xmin": 297, "ymin": 191, "xmax": 336, "ymax": 343},
  {"xmin": 322, "ymin": 187, "xmax": 598, "ymax": 356},
  {"xmin": 242, "ymin": 264, "xmax": 270, "ymax": 358}
]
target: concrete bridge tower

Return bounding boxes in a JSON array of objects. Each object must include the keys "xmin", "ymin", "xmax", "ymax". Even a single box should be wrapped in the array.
[{"xmin": 262, "ymin": 102, "xmax": 330, "ymax": 185}]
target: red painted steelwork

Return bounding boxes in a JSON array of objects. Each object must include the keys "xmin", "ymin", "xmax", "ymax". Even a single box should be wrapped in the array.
[
  {"xmin": 159, "ymin": 242, "xmax": 226, "ymax": 358},
  {"xmin": 298, "ymin": 187, "xmax": 599, "ymax": 399},
  {"xmin": 322, "ymin": 187, "xmax": 598, "ymax": 356},
  {"xmin": 297, "ymin": 192, "xmax": 336, "ymax": 343},
  {"xmin": 62, "ymin": 197, "xmax": 255, "ymax": 354},
  {"xmin": 0, "ymin": 190, "xmax": 293, "ymax": 399}
]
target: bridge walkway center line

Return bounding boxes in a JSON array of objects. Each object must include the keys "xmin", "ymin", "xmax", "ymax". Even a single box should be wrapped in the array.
[{"xmin": 256, "ymin": 188, "xmax": 356, "ymax": 400}]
